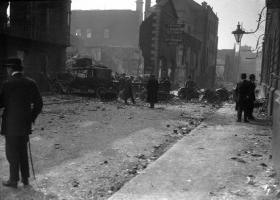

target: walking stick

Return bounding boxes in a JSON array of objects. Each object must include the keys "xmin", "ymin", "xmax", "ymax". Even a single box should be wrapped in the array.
[{"xmin": 28, "ymin": 141, "xmax": 36, "ymax": 180}]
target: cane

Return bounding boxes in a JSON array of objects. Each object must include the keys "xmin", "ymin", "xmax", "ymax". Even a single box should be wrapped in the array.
[{"xmin": 28, "ymin": 141, "xmax": 36, "ymax": 180}]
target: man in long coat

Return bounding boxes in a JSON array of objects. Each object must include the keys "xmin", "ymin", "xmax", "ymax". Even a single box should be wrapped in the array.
[
  {"xmin": 146, "ymin": 75, "xmax": 159, "ymax": 108},
  {"xmin": 248, "ymin": 74, "xmax": 256, "ymax": 120},
  {"xmin": 0, "ymin": 58, "xmax": 43, "ymax": 188},
  {"xmin": 236, "ymin": 73, "xmax": 250, "ymax": 122},
  {"xmin": 123, "ymin": 76, "xmax": 135, "ymax": 104}
]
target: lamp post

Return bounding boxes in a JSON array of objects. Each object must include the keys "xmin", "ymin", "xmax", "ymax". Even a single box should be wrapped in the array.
[{"xmin": 232, "ymin": 22, "xmax": 245, "ymax": 82}]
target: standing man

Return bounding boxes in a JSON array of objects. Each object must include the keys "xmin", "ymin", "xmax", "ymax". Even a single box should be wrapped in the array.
[
  {"xmin": 0, "ymin": 58, "xmax": 43, "ymax": 188},
  {"xmin": 146, "ymin": 74, "xmax": 159, "ymax": 108},
  {"xmin": 123, "ymin": 76, "xmax": 135, "ymax": 104},
  {"xmin": 248, "ymin": 74, "xmax": 256, "ymax": 120},
  {"xmin": 185, "ymin": 76, "xmax": 196, "ymax": 90},
  {"xmin": 236, "ymin": 73, "xmax": 250, "ymax": 122}
]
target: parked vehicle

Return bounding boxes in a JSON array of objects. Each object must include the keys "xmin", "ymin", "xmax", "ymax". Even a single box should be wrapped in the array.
[{"xmin": 67, "ymin": 65, "xmax": 118, "ymax": 98}]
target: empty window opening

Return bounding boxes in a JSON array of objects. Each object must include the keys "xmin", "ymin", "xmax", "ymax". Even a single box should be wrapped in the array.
[
  {"xmin": 86, "ymin": 29, "xmax": 92, "ymax": 38},
  {"xmin": 75, "ymin": 29, "xmax": 81, "ymax": 37},
  {"xmin": 104, "ymin": 28, "xmax": 110, "ymax": 39}
]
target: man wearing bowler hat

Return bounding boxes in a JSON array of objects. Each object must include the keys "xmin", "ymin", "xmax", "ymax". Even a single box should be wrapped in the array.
[{"xmin": 0, "ymin": 58, "xmax": 43, "ymax": 188}]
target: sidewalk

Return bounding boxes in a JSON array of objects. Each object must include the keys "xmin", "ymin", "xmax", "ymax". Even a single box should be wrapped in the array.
[{"xmin": 109, "ymin": 104, "xmax": 275, "ymax": 200}]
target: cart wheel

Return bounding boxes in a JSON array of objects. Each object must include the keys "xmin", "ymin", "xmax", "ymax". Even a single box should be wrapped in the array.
[{"xmin": 96, "ymin": 87, "xmax": 107, "ymax": 98}]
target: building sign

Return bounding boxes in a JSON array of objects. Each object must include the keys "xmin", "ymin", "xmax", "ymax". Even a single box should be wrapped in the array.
[
  {"xmin": 166, "ymin": 23, "xmax": 185, "ymax": 45},
  {"xmin": 166, "ymin": 23, "xmax": 185, "ymax": 33}
]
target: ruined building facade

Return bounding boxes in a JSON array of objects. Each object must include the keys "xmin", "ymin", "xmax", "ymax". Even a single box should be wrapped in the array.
[
  {"xmin": 0, "ymin": 0, "xmax": 71, "ymax": 90},
  {"xmin": 140, "ymin": 0, "xmax": 218, "ymax": 89},
  {"xmin": 261, "ymin": 0, "xmax": 280, "ymax": 176},
  {"xmin": 139, "ymin": 0, "xmax": 178, "ymax": 82},
  {"xmin": 70, "ymin": 0, "xmax": 143, "ymax": 75}
]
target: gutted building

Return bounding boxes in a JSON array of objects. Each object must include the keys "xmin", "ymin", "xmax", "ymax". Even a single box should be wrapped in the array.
[
  {"xmin": 140, "ymin": 0, "xmax": 178, "ymax": 82},
  {"xmin": 217, "ymin": 49, "xmax": 235, "ymax": 83},
  {"xmin": 70, "ymin": 0, "xmax": 143, "ymax": 75},
  {"xmin": 140, "ymin": 0, "xmax": 218, "ymax": 89},
  {"xmin": 261, "ymin": 0, "xmax": 280, "ymax": 176},
  {"xmin": 173, "ymin": 0, "xmax": 218, "ymax": 89},
  {"xmin": 0, "ymin": 0, "xmax": 71, "ymax": 90}
]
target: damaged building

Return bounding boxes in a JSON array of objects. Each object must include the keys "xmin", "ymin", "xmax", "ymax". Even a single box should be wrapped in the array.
[
  {"xmin": 70, "ymin": 0, "xmax": 143, "ymax": 75},
  {"xmin": 261, "ymin": 0, "xmax": 280, "ymax": 176},
  {"xmin": 0, "ymin": 0, "xmax": 71, "ymax": 90},
  {"xmin": 140, "ymin": 0, "xmax": 218, "ymax": 89},
  {"xmin": 139, "ymin": 0, "xmax": 178, "ymax": 82}
]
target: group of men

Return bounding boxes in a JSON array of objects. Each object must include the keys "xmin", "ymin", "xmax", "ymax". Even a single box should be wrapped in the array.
[
  {"xmin": 119, "ymin": 73, "xmax": 159, "ymax": 108},
  {"xmin": 235, "ymin": 73, "xmax": 256, "ymax": 122}
]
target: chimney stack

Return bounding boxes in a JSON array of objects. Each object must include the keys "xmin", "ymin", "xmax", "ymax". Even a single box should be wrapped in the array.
[
  {"xmin": 145, "ymin": 0, "xmax": 151, "ymax": 19},
  {"xmin": 136, "ymin": 0, "xmax": 144, "ymax": 24}
]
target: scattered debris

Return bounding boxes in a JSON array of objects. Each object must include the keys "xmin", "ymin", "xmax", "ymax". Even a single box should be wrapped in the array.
[
  {"xmin": 136, "ymin": 154, "xmax": 146, "ymax": 160},
  {"xmin": 71, "ymin": 179, "xmax": 80, "ymax": 188},
  {"xmin": 251, "ymin": 154, "xmax": 263, "ymax": 157},
  {"xmin": 230, "ymin": 157, "xmax": 246, "ymax": 163},
  {"xmin": 246, "ymin": 175, "xmax": 256, "ymax": 185},
  {"xmin": 260, "ymin": 163, "xmax": 268, "ymax": 168}
]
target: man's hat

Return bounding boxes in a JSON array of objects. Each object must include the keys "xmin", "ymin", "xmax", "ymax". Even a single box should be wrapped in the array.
[
  {"xmin": 249, "ymin": 74, "xmax": 255, "ymax": 80},
  {"xmin": 4, "ymin": 58, "xmax": 23, "ymax": 71},
  {"xmin": 241, "ymin": 73, "xmax": 247, "ymax": 79}
]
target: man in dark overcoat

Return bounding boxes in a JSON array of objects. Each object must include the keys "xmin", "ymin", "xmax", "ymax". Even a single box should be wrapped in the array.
[
  {"xmin": 0, "ymin": 58, "xmax": 43, "ymax": 188},
  {"xmin": 123, "ymin": 76, "xmax": 135, "ymax": 104},
  {"xmin": 248, "ymin": 74, "xmax": 256, "ymax": 120},
  {"xmin": 236, "ymin": 73, "xmax": 250, "ymax": 122},
  {"xmin": 146, "ymin": 75, "xmax": 159, "ymax": 108}
]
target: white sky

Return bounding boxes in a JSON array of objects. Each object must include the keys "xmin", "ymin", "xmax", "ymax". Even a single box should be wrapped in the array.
[{"xmin": 71, "ymin": 0, "xmax": 266, "ymax": 50}]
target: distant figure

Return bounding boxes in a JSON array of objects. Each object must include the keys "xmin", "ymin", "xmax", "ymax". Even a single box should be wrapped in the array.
[
  {"xmin": 123, "ymin": 77, "xmax": 135, "ymax": 104},
  {"xmin": 248, "ymin": 74, "xmax": 256, "ymax": 120},
  {"xmin": 236, "ymin": 73, "xmax": 250, "ymax": 122},
  {"xmin": 185, "ymin": 76, "xmax": 196, "ymax": 90},
  {"xmin": 160, "ymin": 77, "xmax": 171, "ymax": 92},
  {"xmin": 0, "ymin": 58, "xmax": 43, "ymax": 188},
  {"xmin": 119, "ymin": 73, "xmax": 126, "ymax": 91},
  {"xmin": 146, "ymin": 75, "xmax": 159, "ymax": 108}
]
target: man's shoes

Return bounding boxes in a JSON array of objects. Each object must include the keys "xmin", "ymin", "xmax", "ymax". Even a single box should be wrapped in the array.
[
  {"xmin": 237, "ymin": 119, "xmax": 241, "ymax": 122},
  {"xmin": 22, "ymin": 179, "xmax": 29, "ymax": 186},
  {"xmin": 2, "ymin": 180, "xmax": 18, "ymax": 188},
  {"xmin": 244, "ymin": 119, "xmax": 249, "ymax": 123}
]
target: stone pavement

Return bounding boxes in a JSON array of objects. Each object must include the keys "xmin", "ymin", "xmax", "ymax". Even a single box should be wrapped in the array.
[{"xmin": 109, "ymin": 104, "xmax": 274, "ymax": 200}]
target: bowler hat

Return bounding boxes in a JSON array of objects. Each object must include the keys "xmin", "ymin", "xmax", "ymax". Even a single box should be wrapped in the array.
[{"xmin": 4, "ymin": 58, "xmax": 23, "ymax": 71}]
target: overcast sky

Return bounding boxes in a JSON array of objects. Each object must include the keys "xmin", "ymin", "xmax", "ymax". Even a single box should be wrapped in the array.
[{"xmin": 71, "ymin": 0, "xmax": 266, "ymax": 50}]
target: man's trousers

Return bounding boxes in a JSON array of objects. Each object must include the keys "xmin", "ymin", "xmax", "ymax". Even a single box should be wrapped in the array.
[{"xmin": 5, "ymin": 135, "xmax": 30, "ymax": 182}]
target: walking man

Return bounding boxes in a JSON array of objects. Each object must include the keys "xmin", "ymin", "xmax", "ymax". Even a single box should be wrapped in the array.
[
  {"xmin": 248, "ymin": 74, "xmax": 256, "ymax": 120},
  {"xmin": 236, "ymin": 73, "xmax": 250, "ymax": 122},
  {"xmin": 0, "ymin": 58, "xmax": 43, "ymax": 188},
  {"xmin": 146, "ymin": 74, "xmax": 159, "ymax": 108}
]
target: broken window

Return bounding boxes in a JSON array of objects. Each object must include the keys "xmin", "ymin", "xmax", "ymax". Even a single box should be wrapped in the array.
[
  {"xmin": 75, "ymin": 29, "xmax": 81, "ymax": 37},
  {"xmin": 104, "ymin": 28, "xmax": 110, "ymax": 39},
  {"xmin": 86, "ymin": 28, "xmax": 92, "ymax": 38}
]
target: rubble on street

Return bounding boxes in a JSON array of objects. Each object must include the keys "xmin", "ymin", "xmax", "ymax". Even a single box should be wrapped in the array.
[{"xmin": 0, "ymin": 95, "xmax": 216, "ymax": 200}]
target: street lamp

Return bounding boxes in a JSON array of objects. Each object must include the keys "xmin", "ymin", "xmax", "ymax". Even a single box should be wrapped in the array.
[
  {"xmin": 232, "ymin": 22, "xmax": 245, "ymax": 43},
  {"xmin": 232, "ymin": 22, "xmax": 246, "ymax": 82}
]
